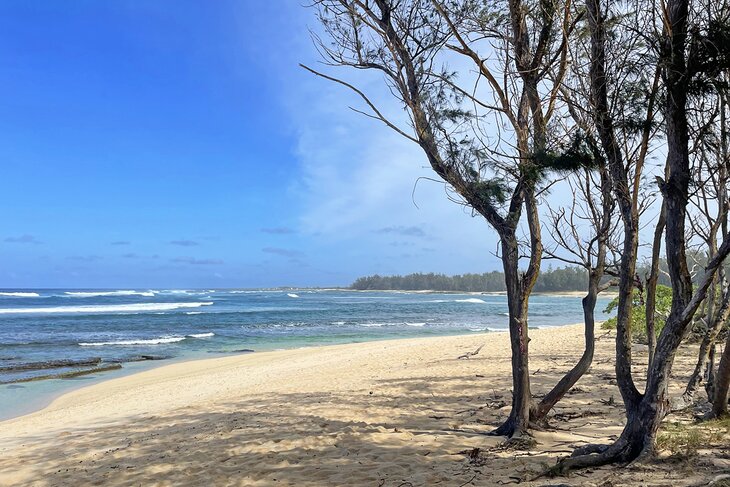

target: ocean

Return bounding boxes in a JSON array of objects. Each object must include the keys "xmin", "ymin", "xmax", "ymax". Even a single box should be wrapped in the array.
[{"xmin": 0, "ymin": 289, "xmax": 612, "ymax": 420}]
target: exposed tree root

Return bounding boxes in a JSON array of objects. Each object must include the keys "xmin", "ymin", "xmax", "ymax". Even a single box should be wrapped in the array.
[
  {"xmin": 569, "ymin": 443, "xmax": 610, "ymax": 457},
  {"xmin": 487, "ymin": 415, "xmax": 530, "ymax": 439}
]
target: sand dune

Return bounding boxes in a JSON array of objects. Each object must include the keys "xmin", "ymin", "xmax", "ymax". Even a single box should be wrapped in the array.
[{"xmin": 0, "ymin": 324, "xmax": 726, "ymax": 486}]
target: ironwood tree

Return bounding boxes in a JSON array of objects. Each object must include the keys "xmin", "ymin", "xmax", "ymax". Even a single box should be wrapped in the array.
[
  {"xmin": 555, "ymin": 0, "xmax": 730, "ymax": 470},
  {"xmin": 305, "ymin": 0, "xmax": 591, "ymax": 438}
]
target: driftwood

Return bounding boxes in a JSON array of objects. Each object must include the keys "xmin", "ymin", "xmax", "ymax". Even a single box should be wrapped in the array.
[{"xmin": 458, "ymin": 344, "xmax": 485, "ymax": 360}]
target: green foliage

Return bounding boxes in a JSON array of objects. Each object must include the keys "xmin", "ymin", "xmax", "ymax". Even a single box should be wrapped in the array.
[
  {"xmin": 688, "ymin": 18, "xmax": 730, "ymax": 95},
  {"xmin": 601, "ymin": 285, "xmax": 672, "ymax": 342},
  {"xmin": 471, "ymin": 179, "xmax": 509, "ymax": 206},
  {"xmin": 656, "ymin": 420, "xmax": 728, "ymax": 458},
  {"xmin": 533, "ymin": 133, "xmax": 600, "ymax": 176}
]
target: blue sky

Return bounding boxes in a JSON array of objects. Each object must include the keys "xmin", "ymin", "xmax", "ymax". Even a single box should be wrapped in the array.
[{"xmin": 0, "ymin": 0, "xmax": 498, "ymax": 288}]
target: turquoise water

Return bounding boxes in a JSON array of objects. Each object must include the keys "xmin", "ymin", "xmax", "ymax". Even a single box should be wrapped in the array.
[{"xmin": 0, "ymin": 289, "xmax": 612, "ymax": 420}]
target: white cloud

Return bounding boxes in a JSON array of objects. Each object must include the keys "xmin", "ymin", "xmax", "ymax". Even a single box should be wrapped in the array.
[{"xmin": 286, "ymin": 67, "xmax": 500, "ymax": 274}]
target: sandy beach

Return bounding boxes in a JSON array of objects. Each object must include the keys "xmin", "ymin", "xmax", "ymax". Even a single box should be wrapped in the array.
[{"xmin": 1, "ymin": 324, "xmax": 727, "ymax": 486}]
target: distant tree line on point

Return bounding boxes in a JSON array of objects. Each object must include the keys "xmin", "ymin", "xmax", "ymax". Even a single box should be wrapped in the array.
[{"xmin": 351, "ymin": 266, "xmax": 595, "ymax": 292}]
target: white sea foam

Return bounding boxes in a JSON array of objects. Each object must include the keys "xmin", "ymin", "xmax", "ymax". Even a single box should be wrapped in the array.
[
  {"xmin": 65, "ymin": 290, "xmax": 156, "ymax": 298},
  {"xmin": 360, "ymin": 323, "xmax": 387, "ymax": 327},
  {"xmin": 79, "ymin": 336, "xmax": 187, "ymax": 346},
  {"xmin": 287, "ymin": 293, "xmax": 299, "ymax": 298},
  {"xmin": 185, "ymin": 311, "xmax": 203, "ymax": 315},
  {"xmin": 157, "ymin": 290, "xmax": 212, "ymax": 296},
  {"xmin": 79, "ymin": 332, "xmax": 215, "ymax": 347},
  {"xmin": 426, "ymin": 298, "xmax": 487, "ymax": 304},
  {"xmin": 0, "ymin": 292, "xmax": 40, "ymax": 297},
  {"xmin": 331, "ymin": 321, "xmax": 346, "ymax": 325},
  {"xmin": 405, "ymin": 322, "xmax": 426, "ymax": 327},
  {"xmin": 228, "ymin": 290, "xmax": 281, "ymax": 294},
  {"xmin": 0, "ymin": 302, "xmax": 213, "ymax": 315}
]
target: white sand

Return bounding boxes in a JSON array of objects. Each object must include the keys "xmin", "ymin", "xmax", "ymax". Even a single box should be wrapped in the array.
[{"xmin": 0, "ymin": 325, "xmax": 725, "ymax": 486}]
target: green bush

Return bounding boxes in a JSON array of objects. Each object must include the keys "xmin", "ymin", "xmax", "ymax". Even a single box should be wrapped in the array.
[{"xmin": 601, "ymin": 285, "xmax": 672, "ymax": 342}]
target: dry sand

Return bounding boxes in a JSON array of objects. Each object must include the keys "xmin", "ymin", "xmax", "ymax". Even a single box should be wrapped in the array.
[{"xmin": 0, "ymin": 325, "xmax": 727, "ymax": 486}]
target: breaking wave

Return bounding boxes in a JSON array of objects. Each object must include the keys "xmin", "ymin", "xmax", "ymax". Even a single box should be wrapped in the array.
[
  {"xmin": 0, "ymin": 302, "xmax": 213, "ymax": 315},
  {"xmin": 65, "ymin": 290, "xmax": 156, "ymax": 298},
  {"xmin": 79, "ymin": 332, "xmax": 215, "ymax": 346}
]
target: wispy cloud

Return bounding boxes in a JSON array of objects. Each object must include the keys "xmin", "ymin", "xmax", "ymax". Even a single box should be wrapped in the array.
[
  {"xmin": 66, "ymin": 255, "xmax": 102, "ymax": 262},
  {"xmin": 110, "ymin": 241, "xmax": 131, "ymax": 246},
  {"xmin": 5, "ymin": 234, "xmax": 42, "ymax": 244},
  {"xmin": 122, "ymin": 253, "xmax": 159, "ymax": 260},
  {"xmin": 169, "ymin": 240, "xmax": 199, "ymax": 247},
  {"xmin": 171, "ymin": 257, "xmax": 223, "ymax": 265},
  {"xmin": 262, "ymin": 247, "xmax": 304, "ymax": 258},
  {"xmin": 289, "ymin": 57, "xmax": 495, "ymax": 275},
  {"xmin": 375, "ymin": 226, "xmax": 426, "ymax": 238},
  {"xmin": 261, "ymin": 227, "xmax": 296, "ymax": 235},
  {"xmin": 389, "ymin": 241, "xmax": 415, "ymax": 247}
]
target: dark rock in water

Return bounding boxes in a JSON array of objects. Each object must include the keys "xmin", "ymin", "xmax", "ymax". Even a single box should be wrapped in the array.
[
  {"xmin": 6, "ymin": 385, "xmax": 25, "ymax": 389},
  {"xmin": 0, "ymin": 357, "xmax": 18, "ymax": 361},
  {"xmin": 110, "ymin": 355, "xmax": 171, "ymax": 363},
  {"xmin": 0, "ymin": 357, "xmax": 102, "ymax": 373},
  {"xmin": 138, "ymin": 355, "xmax": 170, "ymax": 361},
  {"xmin": 0, "ymin": 364, "xmax": 123, "ymax": 384}
]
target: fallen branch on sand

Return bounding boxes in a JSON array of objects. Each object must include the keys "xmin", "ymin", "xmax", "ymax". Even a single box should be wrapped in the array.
[{"xmin": 458, "ymin": 344, "xmax": 485, "ymax": 360}]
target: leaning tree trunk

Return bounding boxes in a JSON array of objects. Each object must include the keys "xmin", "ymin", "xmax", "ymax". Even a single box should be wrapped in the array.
[
  {"xmin": 531, "ymin": 166, "xmax": 611, "ymax": 423},
  {"xmin": 531, "ymin": 271, "xmax": 599, "ymax": 422},
  {"xmin": 555, "ymin": 239, "xmax": 730, "ymax": 473},
  {"xmin": 684, "ymin": 282, "xmax": 730, "ymax": 403}
]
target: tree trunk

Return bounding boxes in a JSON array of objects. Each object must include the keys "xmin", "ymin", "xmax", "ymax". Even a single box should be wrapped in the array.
[
  {"xmin": 556, "ymin": 252, "xmax": 730, "ymax": 473},
  {"xmin": 711, "ymin": 299, "xmax": 730, "ymax": 417},
  {"xmin": 531, "ymin": 274, "xmax": 598, "ymax": 421},
  {"xmin": 490, "ymin": 229, "xmax": 533, "ymax": 438},
  {"xmin": 586, "ymin": 0, "xmax": 642, "ymax": 411},
  {"xmin": 683, "ymin": 283, "xmax": 730, "ymax": 403},
  {"xmin": 555, "ymin": 0, "xmax": 730, "ymax": 471},
  {"xmin": 645, "ymin": 201, "xmax": 666, "ymax": 371},
  {"xmin": 532, "ymin": 165, "xmax": 611, "ymax": 423},
  {"xmin": 706, "ymin": 344, "xmax": 717, "ymax": 400}
]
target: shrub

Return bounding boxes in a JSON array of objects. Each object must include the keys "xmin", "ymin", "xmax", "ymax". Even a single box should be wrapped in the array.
[{"xmin": 601, "ymin": 285, "xmax": 672, "ymax": 342}]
